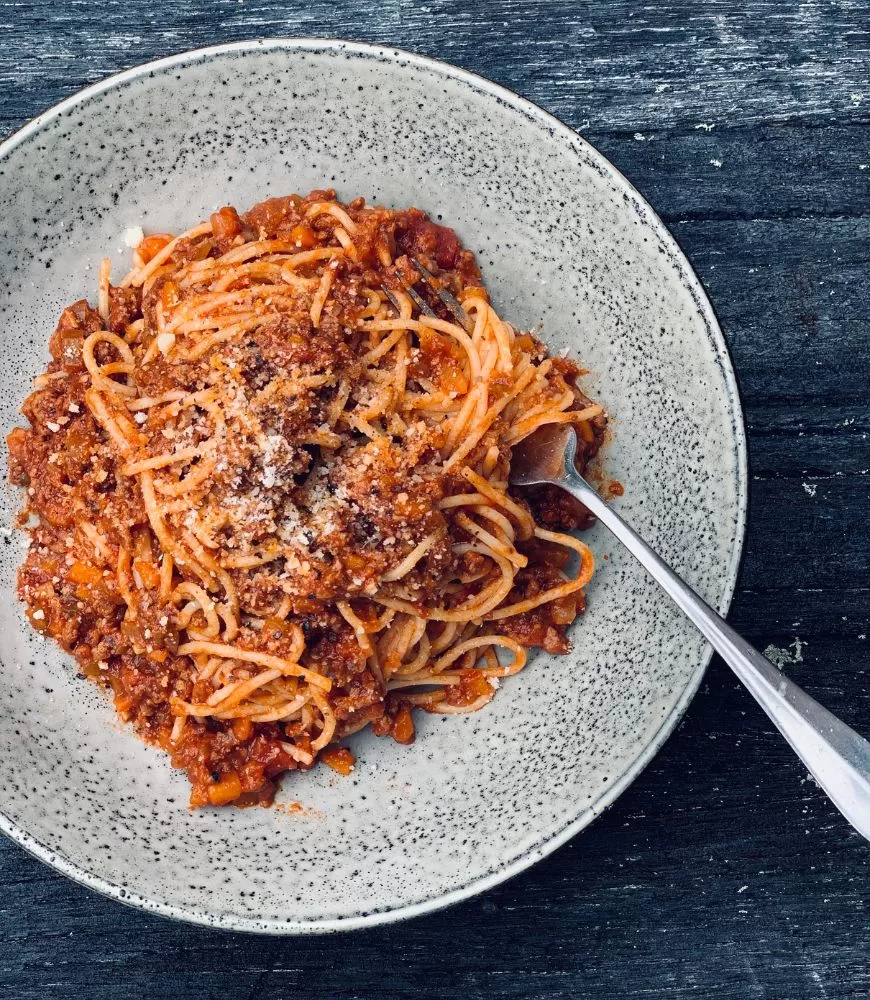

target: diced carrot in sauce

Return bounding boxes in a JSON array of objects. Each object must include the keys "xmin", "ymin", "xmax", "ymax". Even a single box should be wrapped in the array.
[
  {"xmin": 440, "ymin": 368, "xmax": 468, "ymax": 396},
  {"xmin": 114, "ymin": 694, "xmax": 135, "ymax": 718},
  {"xmin": 392, "ymin": 704, "xmax": 415, "ymax": 745},
  {"xmin": 189, "ymin": 785, "xmax": 210, "ymax": 809},
  {"xmin": 137, "ymin": 234, "xmax": 172, "ymax": 263},
  {"xmin": 133, "ymin": 559, "xmax": 160, "ymax": 589},
  {"xmin": 26, "ymin": 608, "xmax": 47, "ymax": 632},
  {"xmin": 262, "ymin": 616, "xmax": 295, "ymax": 638},
  {"xmin": 233, "ymin": 717, "xmax": 254, "ymax": 742},
  {"xmin": 160, "ymin": 280, "xmax": 181, "ymax": 311},
  {"xmin": 289, "ymin": 224, "xmax": 318, "ymax": 249},
  {"xmin": 208, "ymin": 771, "xmax": 243, "ymax": 806},
  {"xmin": 447, "ymin": 669, "xmax": 493, "ymax": 706},
  {"xmin": 68, "ymin": 560, "xmax": 102, "ymax": 585},
  {"xmin": 295, "ymin": 733, "xmax": 313, "ymax": 757},
  {"xmin": 210, "ymin": 206, "xmax": 243, "ymax": 243},
  {"xmin": 320, "ymin": 746, "xmax": 355, "ymax": 776}
]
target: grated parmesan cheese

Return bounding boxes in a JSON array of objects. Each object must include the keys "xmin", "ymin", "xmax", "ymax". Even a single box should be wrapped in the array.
[{"xmin": 122, "ymin": 225, "xmax": 145, "ymax": 248}]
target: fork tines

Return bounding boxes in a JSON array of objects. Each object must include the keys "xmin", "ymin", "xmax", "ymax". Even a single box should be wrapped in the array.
[
  {"xmin": 381, "ymin": 257, "xmax": 474, "ymax": 333},
  {"xmin": 409, "ymin": 257, "xmax": 473, "ymax": 333},
  {"xmin": 381, "ymin": 281, "xmax": 437, "ymax": 320}
]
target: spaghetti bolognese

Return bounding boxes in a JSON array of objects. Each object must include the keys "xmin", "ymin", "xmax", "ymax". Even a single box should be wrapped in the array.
[{"xmin": 8, "ymin": 191, "xmax": 606, "ymax": 807}]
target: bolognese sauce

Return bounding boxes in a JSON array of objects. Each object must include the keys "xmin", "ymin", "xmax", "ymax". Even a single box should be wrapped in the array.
[{"xmin": 8, "ymin": 191, "xmax": 606, "ymax": 807}]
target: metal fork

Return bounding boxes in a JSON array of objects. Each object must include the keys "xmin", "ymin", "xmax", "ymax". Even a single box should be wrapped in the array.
[
  {"xmin": 510, "ymin": 423, "xmax": 870, "ymax": 842},
  {"xmin": 386, "ymin": 259, "xmax": 870, "ymax": 839},
  {"xmin": 382, "ymin": 257, "xmax": 473, "ymax": 332}
]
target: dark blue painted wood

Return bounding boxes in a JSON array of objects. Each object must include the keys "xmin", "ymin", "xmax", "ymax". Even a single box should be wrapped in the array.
[{"xmin": 0, "ymin": 3, "xmax": 868, "ymax": 997}]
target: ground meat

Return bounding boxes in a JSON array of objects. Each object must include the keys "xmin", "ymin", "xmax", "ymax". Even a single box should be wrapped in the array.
[
  {"xmin": 243, "ymin": 195, "xmax": 304, "ymax": 238},
  {"xmin": 108, "ymin": 286, "xmax": 141, "ymax": 334},
  {"xmin": 395, "ymin": 208, "xmax": 461, "ymax": 269},
  {"xmin": 495, "ymin": 562, "xmax": 585, "ymax": 655},
  {"xmin": 209, "ymin": 206, "xmax": 244, "ymax": 254},
  {"xmin": 252, "ymin": 310, "xmax": 351, "ymax": 372}
]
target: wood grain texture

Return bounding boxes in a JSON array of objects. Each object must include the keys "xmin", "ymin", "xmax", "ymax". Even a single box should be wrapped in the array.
[{"xmin": 0, "ymin": 2, "xmax": 868, "ymax": 998}]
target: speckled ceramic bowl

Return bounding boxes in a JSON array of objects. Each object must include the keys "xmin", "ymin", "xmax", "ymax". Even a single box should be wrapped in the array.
[{"xmin": 0, "ymin": 39, "xmax": 746, "ymax": 932}]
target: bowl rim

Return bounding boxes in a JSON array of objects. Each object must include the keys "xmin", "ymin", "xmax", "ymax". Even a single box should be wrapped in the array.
[{"xmin": 0, "ymin": 36, "xmax": 748, "ymax": 935}]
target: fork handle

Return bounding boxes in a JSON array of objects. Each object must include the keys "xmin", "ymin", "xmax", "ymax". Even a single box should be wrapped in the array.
[{"xmin": 559, "ymin": 467, "xmax": 870, "ymax": 841}]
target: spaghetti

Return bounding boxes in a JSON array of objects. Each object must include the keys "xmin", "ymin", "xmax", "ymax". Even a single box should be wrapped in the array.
[{"xmin": 8, "ymin": 192, "xmax": 607, "ymax": 807}]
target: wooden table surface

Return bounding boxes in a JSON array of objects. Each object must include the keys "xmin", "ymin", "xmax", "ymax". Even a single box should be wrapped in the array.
[{"xmin": 1, "ymin": 2, "xmax": 868, "ymax": 997}]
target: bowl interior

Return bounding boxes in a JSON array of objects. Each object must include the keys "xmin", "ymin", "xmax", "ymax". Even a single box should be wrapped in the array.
[{"xmin": 0, "ymin": 40, "xmax": 745, "ymax": 932}]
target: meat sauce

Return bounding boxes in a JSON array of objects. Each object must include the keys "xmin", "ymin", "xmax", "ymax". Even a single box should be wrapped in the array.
[{"xmin": 8, "ymin": 191, "xmax": 606, "ymax": 807}]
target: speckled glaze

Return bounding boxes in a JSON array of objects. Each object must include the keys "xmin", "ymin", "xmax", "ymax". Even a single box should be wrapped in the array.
[{"xmin": 0, "ymin": 39, "xmax": 746, "ymax": 933}]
